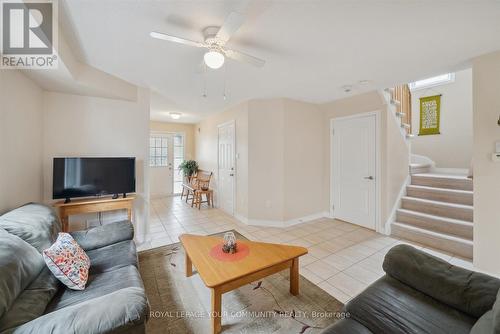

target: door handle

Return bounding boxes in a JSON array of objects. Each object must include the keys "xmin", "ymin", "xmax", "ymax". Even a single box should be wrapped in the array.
[{"xmin": 364, "ymin": 176, "xmax": 374, "ymax": 180}]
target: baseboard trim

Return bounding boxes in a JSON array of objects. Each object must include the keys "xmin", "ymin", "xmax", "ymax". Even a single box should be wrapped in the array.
[
  {"xmin": 235, "ymin": 211, "xmax": 330, "ymax": 228},
  {"xmin": 234, "ymin": 213, "xmax": 248, "ymax": 225},
  {"xmin": 284, "ymin": 211, "xmax": 330, "ymax": 227},
  {"xmin": 246, "ymin": 219, "xmax": 286, "ymax": 228},
  {"xmin": 150, "ymin": 194, "xmax": 179, "ymax": 199},
  {"xmin": 385, "ymin": 174, "xmax": 410, "ymax": 235}
]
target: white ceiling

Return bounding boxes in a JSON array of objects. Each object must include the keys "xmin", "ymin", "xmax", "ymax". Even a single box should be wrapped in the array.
[{"xmin": 62, "ymin": 0, "xmax": 500, "ymax": 124}]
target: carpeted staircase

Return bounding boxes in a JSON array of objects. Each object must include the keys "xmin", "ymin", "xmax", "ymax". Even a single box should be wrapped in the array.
[{"xmin": 392, "ymin": 167, "xmax": 473, "ymax": 259}]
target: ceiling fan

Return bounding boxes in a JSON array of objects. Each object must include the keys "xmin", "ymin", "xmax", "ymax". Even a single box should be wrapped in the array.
[{"xmin": 150, "ymin": 11, "xmax": 265, "ymax": 69}]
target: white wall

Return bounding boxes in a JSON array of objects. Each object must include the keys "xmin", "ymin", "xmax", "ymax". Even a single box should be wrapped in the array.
[
  {"xmin": 283, "ymin": 99, "xmax": 324, "ymax": 221},
  {"xmin": 472, "ymin": 51, "xmax": 500, "ymax": 276},
  {"xmin": 410, "ymin": 69, "xmax": 473, "ymax": 168},
  {"xmin": 385, "ymin": 104, "xmax": 411, "ymax": 225},
  {"xmin": 0, "ymin": 70, "xmax": 44, "ymax": 213},
  {"xmin": 42, "ymin": 90, "xmax": 151, "ymax": 242},
  {"xmin": 247, "ymin": 99, "xmax": 286, "ymax": 221}
]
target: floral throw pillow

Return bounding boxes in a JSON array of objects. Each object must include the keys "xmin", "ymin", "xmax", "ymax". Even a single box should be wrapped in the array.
[{"xmin": 43, "ymin": 233, "xmax": 90, "ymax": 290}]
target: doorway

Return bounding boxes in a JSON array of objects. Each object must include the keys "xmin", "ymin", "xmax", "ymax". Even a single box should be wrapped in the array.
[
  {"xmin": 331, "ymin": 113, "xmax": 379, "ymax": 230},
  {"xmin": 217, "ymin": 121, "xmax": 235, "ymax": 215},
  {"xmin": 149, "ymin": 132, "xmax": 185, "ymax": 197}
]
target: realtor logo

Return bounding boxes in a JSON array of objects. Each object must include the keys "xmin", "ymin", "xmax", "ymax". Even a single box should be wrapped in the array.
[{"xmin": 1, "ymin": 0, "xmax": 58, "ymax": 69}]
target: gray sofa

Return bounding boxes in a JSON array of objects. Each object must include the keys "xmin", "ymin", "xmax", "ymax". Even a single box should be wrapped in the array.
[
  {"xmin": 322, "ymin": 244, "xmax": 500, "ymax": 334},
  {"xmin": 0, "ymin": 203, "xmax": 149, "ymax": 334}
]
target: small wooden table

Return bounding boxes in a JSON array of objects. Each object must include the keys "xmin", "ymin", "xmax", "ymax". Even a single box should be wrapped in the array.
[
  {"xmin": 179, "ymin": 234, "xmax": 308, "ymax": 334},
  {"xmin": 53, "ymin": 195, "xmax": 135, "ymax": 232}
]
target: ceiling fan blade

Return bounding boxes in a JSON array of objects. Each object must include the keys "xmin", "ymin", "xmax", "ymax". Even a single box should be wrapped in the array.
[
  {"xmin": 150, "ymin": 31, "xmax": 205, "ymax": 48},
  {"xmin": 216, "ymin": 12, "xmax": 245, "ymax": 44},
  {"xmin": 225, "ymin": 49, "xmax": 265, "ymax": 68}
]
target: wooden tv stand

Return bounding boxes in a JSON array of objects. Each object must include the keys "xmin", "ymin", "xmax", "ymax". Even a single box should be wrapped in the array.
[{"xmin": 53, "ymin": 195, "xmax": 135, "ymax": 232}]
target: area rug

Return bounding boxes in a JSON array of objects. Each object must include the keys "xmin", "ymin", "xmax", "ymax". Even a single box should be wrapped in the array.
[{"xmin": 138, "ymin": 230, "xmax": 345, "ymax": 334}]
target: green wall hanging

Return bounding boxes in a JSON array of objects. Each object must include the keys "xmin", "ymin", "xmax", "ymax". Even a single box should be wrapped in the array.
[{"xmin": 419, "ymin": 94, "xmax": 441, "ymax": 135}]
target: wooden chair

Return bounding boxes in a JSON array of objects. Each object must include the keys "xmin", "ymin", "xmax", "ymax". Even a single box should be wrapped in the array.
[
  {"xmin": 181, "ymin": 170, "xmax": 213, "ymax": 208},
  {"xmin": 191, "ymin": 171, "xmax": 213, "ymax": 209},
  {"xmin": 180, "ymin": 173, "xmax": 197, "ymax": 202}
]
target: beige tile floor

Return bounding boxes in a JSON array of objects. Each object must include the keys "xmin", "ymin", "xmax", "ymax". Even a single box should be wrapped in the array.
[{"xmin": 139, "ymin": 196, "xmax": 474, "ymax": 304}]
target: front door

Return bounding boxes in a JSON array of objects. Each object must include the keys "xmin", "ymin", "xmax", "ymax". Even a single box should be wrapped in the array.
[
  {"xmin": 218, "ymin": 121, "xmax": 235, "ymax": 215},
  {"xmin": 149, "ymin": 133, "xmax": 173, "ymax": 197},
  {"xmin": 332, "ymin": 114, "xmax": 377, "ymax": 229}
]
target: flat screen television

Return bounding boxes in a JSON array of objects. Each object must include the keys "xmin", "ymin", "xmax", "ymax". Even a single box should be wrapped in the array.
[{"xmin": 53, "ymin": 157, "xmax": 135, "ymax": 202}]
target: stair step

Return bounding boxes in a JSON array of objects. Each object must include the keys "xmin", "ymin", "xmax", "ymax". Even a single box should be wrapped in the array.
[
  {"xmin": 411, "ymin": 173, "xmax": 473, "ymax": 191},
  {"xmin": 406, "ymin": 185, "xmax": 473, "ymax": 205},
  {"xmin": 401, "ymin": 197, "xmax": 473, "ymax": 222},
  {"xmin": 396, "ymin": 209, "xmax": 473, "ymax": 240},
  {"xmin": 409, "ymin": 163, "xmax": 432, "ymax": 175},
  {"xmin": 392, "ymin": 222, "xmax": 473, "ymax": 259}
]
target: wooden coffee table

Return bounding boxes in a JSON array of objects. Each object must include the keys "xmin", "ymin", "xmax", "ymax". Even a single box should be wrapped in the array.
[{"xmin": 179, "ymin": 234, "xmax": 308, "ymax": 334}]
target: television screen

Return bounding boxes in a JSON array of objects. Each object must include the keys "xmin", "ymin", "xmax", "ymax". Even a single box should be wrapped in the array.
[{"xmin": 53, "ymin": 157, "xmax": 136, "ymax": 200}]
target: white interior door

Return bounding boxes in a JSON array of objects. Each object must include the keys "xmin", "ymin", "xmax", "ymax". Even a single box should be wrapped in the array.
[
  {"xmin": 218, "ymin": 121, "xmax": 235, "ymax": 215},
  {"xmin": 149, "ymin": 133, "xmax": 174, "ymax": 197},
  {"xmin": 332, "ymin": 114, "xmax": 377, "ymax": 229}
]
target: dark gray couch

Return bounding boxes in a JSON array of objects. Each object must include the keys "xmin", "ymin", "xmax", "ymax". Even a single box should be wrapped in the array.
[
  {"xmin": 0, "ymin": 203, "xmax": 149, "ymax": 334},
  {"xmin": 322, "ymin": 244, "xmax": 500, "ymax": 334}
]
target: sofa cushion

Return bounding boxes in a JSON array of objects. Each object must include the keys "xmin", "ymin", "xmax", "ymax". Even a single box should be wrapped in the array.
[
  {"xmin": 0, "ymin": 203, "xmax": 61, "ymax": 253},
  {"xmin": 69, "ymin": 220, "xmax": 134, "ymax": 251},
  {"xmin": 470, "ymin": 288, "xmax": 500, "ymax": 334},
  {"xmin": 383, "ymin": 244, "xmax": 500, "ymax": 318},
  {"xmin": 0, "ymin": 267, "xmax": 60, "ymax": 333},
  {"xmin": 45, "ymin": 265, "xmax": 144, "ymax": 313},
  {"xmin": 345, "ymin": 276, "xmax": 476, "ymax": 334},
  {"xmin": 0, "ymin": 229, "xmax": 45, "ymax": 319},
  {"xmin": 43, "ymin": 233, "xmax": 90, "ymax": 290},
  {"xmin": 321, "ymin": 318, "xmax": 374, "ymax": 334},
  {"xmin": 13, "ymin": 287, "xmax": 148, "ymax": 334},
  {"xmin": 493, "ymin": 288, "xmax": 500, "ymax": 332},
  {"xmin": 470, "ymin": 310, "xmax": 493, "ymax": 334},
  {"xmin": 86, "ymin": 240, "xmax": 137, "ymax": 275}
]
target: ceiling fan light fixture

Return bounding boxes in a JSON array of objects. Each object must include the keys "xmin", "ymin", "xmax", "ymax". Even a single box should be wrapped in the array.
[
  {"xmin": 204, "ymin": 50, "xmax": 225, "ymax": 69},
  {"xmin": 169, "ymin": 112, "xmax": 182, "ymax": 120}
]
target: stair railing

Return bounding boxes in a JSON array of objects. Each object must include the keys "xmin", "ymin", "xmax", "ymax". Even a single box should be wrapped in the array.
[
  {"xmin": 383, "ymin": 84, "xmax": 413, "ymax": 140},
  {"xmin": 392, "ymin": 84, "xmax": 412, "ymax": 135}
]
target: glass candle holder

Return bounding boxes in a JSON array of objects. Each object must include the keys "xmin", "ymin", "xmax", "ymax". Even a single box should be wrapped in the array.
[{"xmin": 222, "ymin": 232, "xmax": 237, "ymax": 254}]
